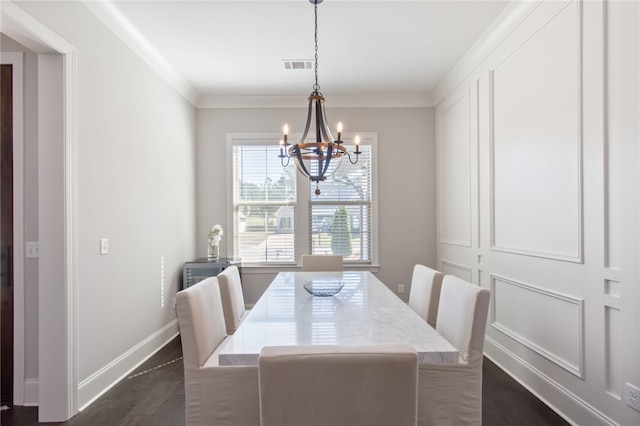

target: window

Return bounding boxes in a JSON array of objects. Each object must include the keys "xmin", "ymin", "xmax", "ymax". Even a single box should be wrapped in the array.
[
  {"xmin": 232, "ymin": 142, "xmax": 296, "ymax": 263},
  {"xmin": 309, "ymin": 145, "xmax": 372, "ymax": 261},
  {"xmin": 230, "ymin": 134, "xmax": 376, "ymax": 265}
]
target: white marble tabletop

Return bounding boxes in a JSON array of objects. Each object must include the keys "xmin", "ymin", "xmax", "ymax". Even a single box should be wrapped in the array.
[{"xmin": 218, "ymin": 271, "xmax": 459, "ymax": 366}]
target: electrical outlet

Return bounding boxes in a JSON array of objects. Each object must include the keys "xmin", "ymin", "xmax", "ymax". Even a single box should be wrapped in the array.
[
  {"xmin": 398, "ymin": 284, "xmax": 405, "ymax": 294},
  {"xmin": 627, "ymin": 383, "xmax": 640, "ymax": 412}
]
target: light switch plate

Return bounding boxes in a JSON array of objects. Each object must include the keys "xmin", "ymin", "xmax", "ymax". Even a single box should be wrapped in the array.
[
  {"xmin": 100, "ymin": 238, "xmax": 109, "ymax": 255},
  {"xmin": 26, "ymin": 241, "xmax": 39, "ymax": 259}
]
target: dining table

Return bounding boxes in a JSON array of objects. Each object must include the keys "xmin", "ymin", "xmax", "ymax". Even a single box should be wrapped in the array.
[{"xmin": 218, "ymin": 270, "xmax": 459, "ymax": 366}]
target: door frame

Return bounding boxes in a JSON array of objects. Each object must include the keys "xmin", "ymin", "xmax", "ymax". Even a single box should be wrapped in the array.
[
  {"xmin": 1, "ymin": 51, "xmax": 24, "ymax": 406},
  {"xmin": 1, "ymin": 1, "xmax": 78, "ymax": 420}
]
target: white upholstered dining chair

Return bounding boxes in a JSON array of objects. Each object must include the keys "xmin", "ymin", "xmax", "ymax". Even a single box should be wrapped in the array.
[
  {"xmin": 408, "ymin": 264, "xmax": 444, "ymax": 328},
  {"xmin": 301, "ymin": 254, "xmax": 344, "ymax": 271},
  {"xmin": 216, "ymin": 265, "xmax": 249, "ymax": 334},
  {"xmin": 175, "ymin": 276, "xmax": 259, "ymax": 426},
  {"xmin": 258, "ymin": 344, "xmax": 419, "ymax": 426},
  {"xmin": 417, "ymin": 275, "xmax": 491, "ymax": 426}
]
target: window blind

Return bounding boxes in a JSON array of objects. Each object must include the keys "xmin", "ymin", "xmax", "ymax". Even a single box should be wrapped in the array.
[{"xmin": 233, "ymin": 143, "xmax": 296, "ymax": 263}]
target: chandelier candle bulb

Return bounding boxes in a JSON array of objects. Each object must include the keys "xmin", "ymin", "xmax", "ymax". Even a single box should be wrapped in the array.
[{"xmin": 337, "ymin": 121, "xmax": 343, "ymax": 141}]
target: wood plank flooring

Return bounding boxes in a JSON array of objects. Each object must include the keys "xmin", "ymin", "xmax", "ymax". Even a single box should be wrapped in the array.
[{"xmin": 1, "ymin": 336, "xmax": 569, "ymax": 425}]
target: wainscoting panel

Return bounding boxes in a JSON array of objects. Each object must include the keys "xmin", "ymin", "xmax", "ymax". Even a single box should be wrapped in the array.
[
  {"xmin": 436, "ymin": 0, "xmax": 640, "ymax": 424},
  {"xmin": 438, "ymin": 91, "xmax": 471, "ymax": 247},
  {"xmin": 491, "ymin": 274, "xmax": 584, "ymax": 377},
  {"xmin": 490, "ymin": 0, "xmax": 582, "ymax": 262},
  {"xmin": 605, "ymin": 305, "xmax": 622, "ymax": 398},
  {"xmin": 604, "ymin": 277, "xmax": 622, "ymax": 397},
  {"xmin": 440, "ymin": 260, "xmax": 472, "ymax": 282}
]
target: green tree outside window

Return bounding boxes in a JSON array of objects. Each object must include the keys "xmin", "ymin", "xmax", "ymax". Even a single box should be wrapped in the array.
[{"xmin": 331, "ymin": 206, "xmax": 352, "ymax": 256}]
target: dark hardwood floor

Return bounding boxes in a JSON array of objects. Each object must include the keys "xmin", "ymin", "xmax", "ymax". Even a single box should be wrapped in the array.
[
  {"xmin": 482, "ymin": 357, "xmax": 568, "ymax": 426},
  {"xmin": 1, "ymin": 336, "xmax": 568, "ymax": 425}
]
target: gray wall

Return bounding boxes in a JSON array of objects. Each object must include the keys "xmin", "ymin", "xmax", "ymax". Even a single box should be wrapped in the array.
[{"xmin": 196, "ymin": 107, "xmax": 437, "ymax": 303}]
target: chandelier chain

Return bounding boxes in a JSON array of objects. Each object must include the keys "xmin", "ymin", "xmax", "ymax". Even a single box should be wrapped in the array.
[{"xmin": 313, "ymin": 3, "xmax": 320, "ymax": 91}]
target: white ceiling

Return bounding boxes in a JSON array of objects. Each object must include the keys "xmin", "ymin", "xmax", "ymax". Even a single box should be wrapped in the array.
[{"xmin": 86, "ymin": 0, "xmax": 511, "ymax": 104}]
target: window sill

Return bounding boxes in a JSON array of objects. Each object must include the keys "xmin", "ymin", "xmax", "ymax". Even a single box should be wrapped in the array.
[{"xmin": 240, "ymin": 263, "xmax": 381, "ymax": 274}]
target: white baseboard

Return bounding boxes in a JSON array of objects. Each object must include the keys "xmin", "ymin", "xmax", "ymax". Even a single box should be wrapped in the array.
[
  {"xmin": 484, "ymin": 337, "xmax": 617, "ymax": 426},
  {"xmin": 23, "ymin": 379, "xmax": 39, "ymax": 406},
  {"xmin": 77, "ymin": 320, "xmax": 179, "ymax": 411}
]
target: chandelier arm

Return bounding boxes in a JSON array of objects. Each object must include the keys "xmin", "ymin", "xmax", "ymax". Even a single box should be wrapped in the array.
[
  {"xmin": 314, "ymin": 100, "xmax": 323, "ymax": 144},
  {"xmin": 318, "ymin": 101, "xmax": 336, "ymax": 142},
  {"xmin": 292, "ymin": 146, "xmax": 314, "ymax": 180},
  {"xmin": 345, "ymin": 151, "xmax": 360, "ymax": 165},
  {"xmin": 296, "ymin": 161, "xmax": 313, "ymax": 180},
  {"xmin": 319, "ymin": 144, "xmax": 334, "ymax": 176},
  {"xmin": 299, "ymin": 98, "xmax": 314, "ymax": 144}
]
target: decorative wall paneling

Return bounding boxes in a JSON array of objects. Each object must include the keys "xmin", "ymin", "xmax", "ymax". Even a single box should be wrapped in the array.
[
  {"xmin": 440, "ymin": 260, "xmax": 473, "ymax": 282},
  {"xmin": 602, "ymin": 1, "xmax": 640, "ymax": 417},
  {"xmin": 490, "ymin": 274, "xmax": 584, "ymax": 378},
  {"xmin": 435, "ymin": 0, "xmax": 640, "ymax": 424},
  {"xmin": 437, "ymin": 89, "xmax": 473, "ymax": 248},
  {"xmin": 489, "ymin": 0, "xmax": 582, "ymax": 263}
]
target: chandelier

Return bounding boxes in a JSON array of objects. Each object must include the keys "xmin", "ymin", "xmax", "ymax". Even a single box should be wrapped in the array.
[{"xmin": 279, "ymin": 0, "xmax": 360, "ymax": 195}]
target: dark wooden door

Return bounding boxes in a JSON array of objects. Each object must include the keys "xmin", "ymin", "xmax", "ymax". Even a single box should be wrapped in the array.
[{"xmin": 1, "ymin": 63, "xmax": 14, "ymax": 405}]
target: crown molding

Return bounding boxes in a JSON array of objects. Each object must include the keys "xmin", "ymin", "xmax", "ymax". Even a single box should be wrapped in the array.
[
  {"xmin": 432, "ymin": 0, "xmax": 542, "ymax": 105},
  {"xmin": 197, "ymin": 93, "xmax": 434, "ymax": 109},
  {"xmin": 1, "ymin": 1, "xmax": 74, "ymax": 53},
  {"xmin": 83, "ymin": 0, "xmax": 199, "ymax": 106}
]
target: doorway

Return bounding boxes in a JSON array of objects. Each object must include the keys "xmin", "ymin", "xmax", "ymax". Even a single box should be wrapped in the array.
[
  {"xmin": 3, "ymin": 4, "xmax": 80, "ymax": 418},
  {"xmin": 1, "ymin": 63, "xmax": 14, "ymax": 405}
]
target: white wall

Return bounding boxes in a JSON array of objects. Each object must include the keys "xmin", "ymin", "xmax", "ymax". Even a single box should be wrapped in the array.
[
  {"xmin": 435, "ymin": 1, "xmax": 639, "ymax": 424},
  {"xmin": 196, "ymin": 107, "xmax": 436, "ymax": 303},
  {"xmin": 5, "ymin": 1, "xmax": 197, "ymax": 418}
]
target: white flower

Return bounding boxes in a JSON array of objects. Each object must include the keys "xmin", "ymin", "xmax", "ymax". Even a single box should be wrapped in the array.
[{"xmin": 208, "ymin": 224, "xmax": 224, "ymax": 245}]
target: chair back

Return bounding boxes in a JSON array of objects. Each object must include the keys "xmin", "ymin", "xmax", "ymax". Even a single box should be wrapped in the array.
[
  {"xmin": 301, "ymin": 254, "xmax": 344, "ymax": 271},
  {"xmin": 436, "ymin": 275, "xmax": 490, "ymax": 365},
  {"xmin": 408, "ymin": 264, "xmax": 444, "ymax": 327},
  {"xmin": 258, "ymin": 344, "xmax": 418, "ymax": 426},
  {"xmin": 217, "ymin": 265, "xmax": 247, "ymax": 334},
  {"xmin": 175, "ymin": 277, "xmax": 227, "ymax": 369}
]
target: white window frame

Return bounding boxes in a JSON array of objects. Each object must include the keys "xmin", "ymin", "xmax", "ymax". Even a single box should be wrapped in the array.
[{"xmin": 227, "ymin": 132, "xmax": 379, "ymax": 268}]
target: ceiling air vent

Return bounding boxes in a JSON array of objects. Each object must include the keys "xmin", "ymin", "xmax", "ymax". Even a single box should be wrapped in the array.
[{"xmin": 282, "ymin": 60, "xmax": 313, "ymax": 70}]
